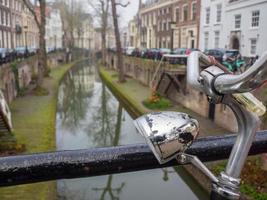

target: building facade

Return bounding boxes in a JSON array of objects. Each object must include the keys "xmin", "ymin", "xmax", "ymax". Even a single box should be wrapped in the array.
[
  {"xmin": 11, "ymin": 0, "xmax": 23, "ymax": 48},
  {"xmin": 0, "ymin": 0, "xmax": 12, "ymax": 48},
  {"xmin": 139, "ymin": 0, "xmax": 174, "ymax": 48},
  {"xmin": 199, "ymin": 0, "xmax": 225, "ymax": 51},
  {"xmin": 137, "ymin": 0, "xmax": 200, "ymax": 49},
  {"xmin": 46, "ymin": 8, "xmax": 63, "ymax": 49},
  {"xmin": 172, "ymin": 0, "xmax": 200, "ymax": 49},
  {"xmin": 94, "ymin": 28, "xmax": 116, "ymax": 51},
  {"xmin": 200, "ymin": 0, "xmax": 267, "ymax": 57},
  {"xmin": 73, "ymin": 14, "xmax": 94, "ymax": 49},
  {"xmin": 22, "ymin": 3, "xmax": 38, "ymax": 48},
  {"xmin": 224, "ymin": 0, "xmax": 267, "ymax": 57},
  {"xmin": 128, "ymin": 17, "xmax": 139, "ymax": 47}
]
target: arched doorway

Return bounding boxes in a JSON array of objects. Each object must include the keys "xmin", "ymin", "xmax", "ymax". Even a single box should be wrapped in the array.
[{"xmin": 231, "ymin": 37, "xmax": 240, "ymax": 50}]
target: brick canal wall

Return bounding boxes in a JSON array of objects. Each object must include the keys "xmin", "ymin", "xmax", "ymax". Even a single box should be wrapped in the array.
[
  {"xmin": 0, "ymin": 52, "xmax": 66, "ymax": 104},
  {"xmin": 106, "ymin": 52, "xmax": 237, "ymax": 132}
]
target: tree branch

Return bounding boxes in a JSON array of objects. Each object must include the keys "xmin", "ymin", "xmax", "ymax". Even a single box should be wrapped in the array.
[
  {"xmin": 22, "ymin": 0, "xmax": 41, "ymax": 29},
  {"xmin": 115, "ymin": 1, "xmax": 130, "ymax": 7},
  {"xmin": 87, "ymin": 0, "xmax": 102, "ymax": 16}
]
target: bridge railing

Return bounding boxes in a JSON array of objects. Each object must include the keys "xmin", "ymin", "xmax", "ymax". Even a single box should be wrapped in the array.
[{"xmin": 0, "ymin": 131, "xmax": 266, "ymax": 187}]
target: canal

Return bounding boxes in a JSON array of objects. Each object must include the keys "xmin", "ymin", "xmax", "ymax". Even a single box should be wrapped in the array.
[{"xmin": 56, "ymin": 60, "xmax": 209, "ymax": 200}]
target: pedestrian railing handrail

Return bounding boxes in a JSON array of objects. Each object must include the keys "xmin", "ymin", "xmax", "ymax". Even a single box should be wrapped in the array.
[{"xmin": 0, "ymin": 131, "xmax": 266, "ymax": 187}]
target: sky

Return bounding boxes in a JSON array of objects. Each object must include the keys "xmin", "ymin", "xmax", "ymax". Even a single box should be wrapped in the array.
[
  {"xmin": 118, "ymin": 0, "xmax": 139, "ymax": 27},
  {"xmin": 48, "ymin": 0, "xmax": 139, "ymax": 28},
  {"xmin": 78, "ymin": 0, "xmax": 140, "ymax": 28}
]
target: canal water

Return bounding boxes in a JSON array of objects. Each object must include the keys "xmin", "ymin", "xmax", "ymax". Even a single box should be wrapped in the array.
[{"xmin": 56, "ymin": 60, "xmax": 209, "ymax": 200}]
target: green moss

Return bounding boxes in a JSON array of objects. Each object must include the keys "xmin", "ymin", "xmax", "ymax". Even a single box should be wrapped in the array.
[
  {"xmin": 11, "ymin": 61, "xmax": 20, "ymax": 92},
  {"xmin": 0, "ymin": 60, "xmax": 85, "ymax": 200},
  {"xmin": 211, "ymin": 162, "xmax": 226, "ymax": 176},
  {"xmin": 99, "ymin": 68, "xmax": 146, "ymax": 118},
  {"xmin": 240, "ymin": 184, "xmax": 267, "ymax": 200},
  {"xmin": 32, "ymin": 86, "xmax": 49, "ymax": 96},
  {"xmin": 143, "ymin": 97, "xmax": 172, "ymax": 110}
]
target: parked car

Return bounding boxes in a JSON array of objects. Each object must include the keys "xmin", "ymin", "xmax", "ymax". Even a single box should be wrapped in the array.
[
  {"xmin": 140, "ymin": 48, "xmax": 148, "ymax": 58},
  {"xmin": 125, "ymin": 47, "xmax": 135, "ymax": 56},
  {"xmin": 15, "ymin": 47, "xmax": 28, "ymax": 59},
  {"xmin": 171, "ymin": 48, "xmax": 199, "ymax": 64},
  {"xmin": 144, "ymin": 48, "xmax": 160, "ymax": 60},
  {"xmin": 158, "ymin": 48, "xmax": 171, "ymax": 60},
  {"xmin": 28, "ymin": 47, "xmax": 37, "ymax": 56},
  {"xmin": 46, "ymin": 47, "xmax": 55, "ymax": 53},
  {"xmin": 172, "ymin": 48, "xmax": 199, "ymax": 55},
  {"xmin": 7, "ymin": 49, "xmax": 16, "ymax": 62},
  {"xmin": 204, "ymin": 48, "xmax": 240, "ymax": 63},
  {"xmin": 131, "ymin": 48, "xmax": 141, "ymax": 57},
  {"xmin": 0, "ymin": 48, "xmax": 8, "ymax": 64}
]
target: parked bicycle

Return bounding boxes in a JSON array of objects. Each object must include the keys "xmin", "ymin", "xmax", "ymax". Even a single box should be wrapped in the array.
[{"xmin": 134, "ymin": 51, "xmax": 267, "ymax": 200}]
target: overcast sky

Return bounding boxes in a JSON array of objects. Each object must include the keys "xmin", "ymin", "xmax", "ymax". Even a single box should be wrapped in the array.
[
  {"xmin": 83, "ymin": 0, "xmax": 140, "ymax": 27},
  {"xmin": 118, "ymin": 1, "xmax": 139, "ymax": 27},
  {"xmin": 50, "ymin": 0, "xmax": 140, "ymax": 28}
]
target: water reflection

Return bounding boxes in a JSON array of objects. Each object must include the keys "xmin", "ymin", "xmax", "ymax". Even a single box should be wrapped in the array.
[
  {"xmin": 56, "ymin": 61, "xmax": 203, "ymax": 200},
  {"xmin": 85, "ymin": 84, "xmax": 121, "ymax": 147},
  {"xmin": 57, "ymin": 61, "xmax": 94, "ymax": 132}
]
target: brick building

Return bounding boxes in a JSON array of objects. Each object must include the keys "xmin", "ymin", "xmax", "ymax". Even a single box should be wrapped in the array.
[
  {"xmin": 139, "ymin": 0, "xmax": 174, "ymax": 48},
  {"xmin": 138, "ymin": 0, "xmax": 200, "ymax": 49},
  {"xmin": 173, "ymin": 0, "xmax": 200, "ymax": 49}
]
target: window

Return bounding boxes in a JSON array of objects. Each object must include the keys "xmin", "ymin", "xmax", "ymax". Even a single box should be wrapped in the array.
[
  {"xmin": 183, "ymin": 5, "xmax": 188, "ymax": 21},
  {"xmin": 6, "ymin": 12, "xmax": 8, "ymax": 26},
  {"xmin": 176, "ymin": 7, "xmax": 180, "ymax": 23},
  {"xmin": 214, "ymin": 31, "xmax": 220, "ymax": 48},
  {"xmin": 235, "ymin": 14, "xmax": 241, "ymax": 29},
  {"xmin": 3, "ymin": 11, "xmax": 6, "ymax": 25},
  {"xmin": 205, "ymin": 7, "xmax": 210, "ymax": 25},
  {"xmin": 250, "ymin": 39, "xmax": 257, "ymax": 55},
  {"xmin": 192, "ymin": 2, "xmax": 197, "ymax": 21},
  {"xmin": 158, "ymin": 21, "xmax": 161, "ymax": 31},
  {"xmin": 204, "ymin": 32, "xmax": 209, "ymax": 50},
  {"xmin": 251, "ymin": 10, "xmax": 260, "ymax": 27},
  {"xmin": 216, "ymin": 4, "xmax": 222, "ymax": 23}
]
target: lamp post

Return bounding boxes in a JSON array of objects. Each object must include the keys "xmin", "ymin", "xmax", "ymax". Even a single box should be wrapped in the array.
[
  {"xmin": 169, "ymin": 22, "xmax": 176, "ymax": 51},
  {"xmin": 24, "ymin": 25, "xmax": 29, "ymax": 57},
  {"xmin": 24, "ymin": 26, "xmax": 28, "ymax": 50}
]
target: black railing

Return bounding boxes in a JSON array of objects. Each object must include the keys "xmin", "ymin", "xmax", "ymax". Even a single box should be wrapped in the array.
[{"xmin": 0, "ymin": 131, "xmax": 267, "ymax": 187}]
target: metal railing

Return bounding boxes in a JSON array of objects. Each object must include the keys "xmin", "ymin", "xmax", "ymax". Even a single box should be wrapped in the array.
[{"xmin": 0, "ymin": 131, "xmax": 266, "ymax": 187}]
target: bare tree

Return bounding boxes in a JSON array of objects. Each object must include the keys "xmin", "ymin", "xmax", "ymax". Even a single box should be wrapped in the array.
[
  {"xmin": 110, "ymin": 0, "xmax": 129, "ymax": 82},
  {"xmin": 22, "ymin": 0, "xmax": 48, "ymax": 86},
  {"xmin": 88, "ymin": 0, "xmax": 110, "ymax": 66},
  {"xmin": 55, "ymin": 0, "xmax": 87, "ymax": 61}
]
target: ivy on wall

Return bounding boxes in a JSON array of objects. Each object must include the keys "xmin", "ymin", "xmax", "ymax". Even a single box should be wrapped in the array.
[{"xmin": 11, "ymin": 61, "xmax": 20, "ymax": 94}]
